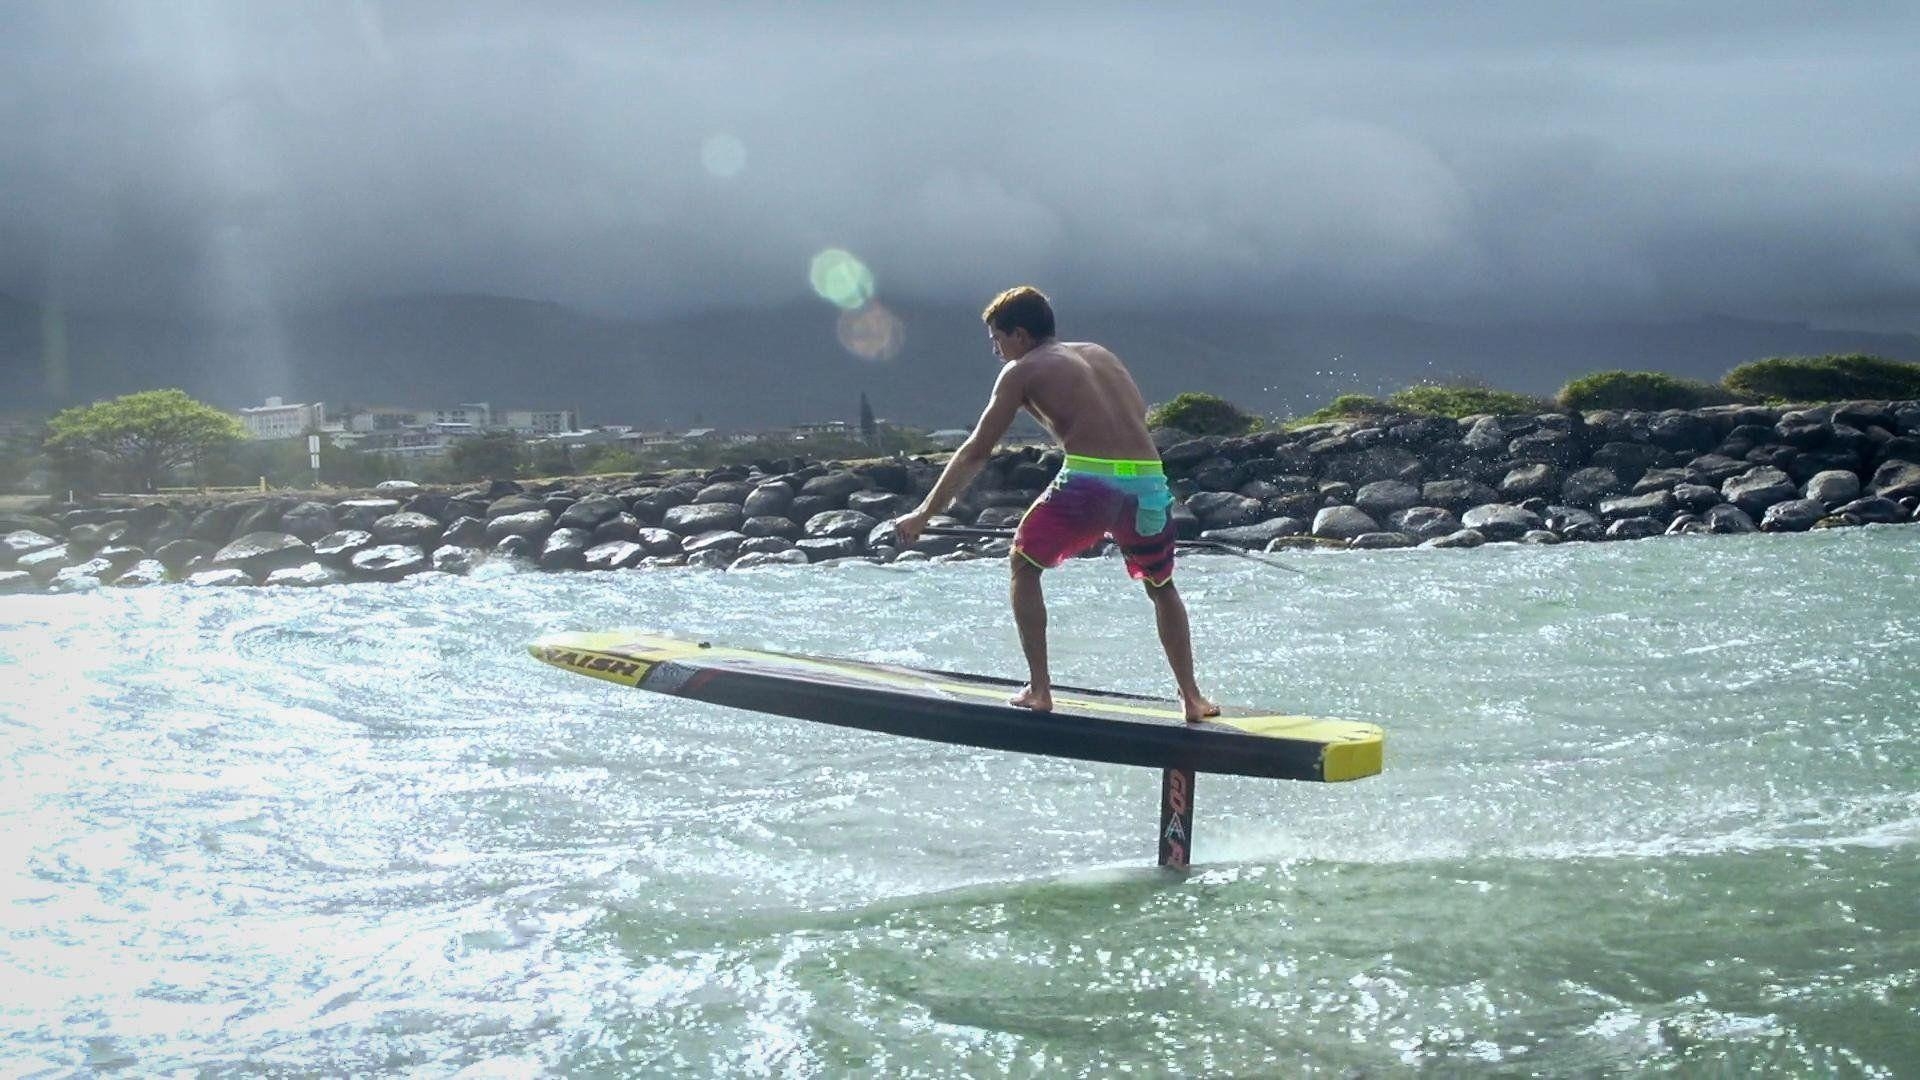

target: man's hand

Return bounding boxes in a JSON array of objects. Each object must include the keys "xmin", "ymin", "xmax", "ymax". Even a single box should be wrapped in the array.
[{"xmin": 890, "ymin": 509, "xmax": 931, "ymax": 548}]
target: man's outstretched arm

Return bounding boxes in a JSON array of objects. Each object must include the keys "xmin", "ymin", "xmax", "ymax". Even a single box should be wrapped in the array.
[{"xmin": 892, "ymin": 365, "xmax": 1026, "ymax": 545}]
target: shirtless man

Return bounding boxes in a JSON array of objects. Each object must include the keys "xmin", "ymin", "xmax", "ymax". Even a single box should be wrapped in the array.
[{"xmin": 892, "ymin": 286, "xmax": 1220, "ymax": 722}]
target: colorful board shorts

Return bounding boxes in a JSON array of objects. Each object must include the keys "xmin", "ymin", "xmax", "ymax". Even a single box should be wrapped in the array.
[{"xmin": 1013, "ymin": 455, "xmax": 1178, "ymax": 586}]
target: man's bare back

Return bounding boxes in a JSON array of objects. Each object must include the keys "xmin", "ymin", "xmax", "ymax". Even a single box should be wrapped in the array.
[
  {"xmin": 1012, "ymin": 342, "xmax": 1161, "ymax": 460},
  {"xmin": 890, "ymin": 286, "xmax": 1217, "ymax": 722}
]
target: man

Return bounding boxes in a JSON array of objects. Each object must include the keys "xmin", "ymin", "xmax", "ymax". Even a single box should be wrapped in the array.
[{"xmin": 892, "ymin": 286, "xmax": 1220, "ymax": 722}]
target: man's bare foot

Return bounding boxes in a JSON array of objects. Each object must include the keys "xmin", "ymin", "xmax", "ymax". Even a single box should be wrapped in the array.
[
  {"xmin": 1011, "ymin": 684, "xmax": 1054, "ymax": 712},
  {"xmin": 1182, "ymin": 695, "xmax": 1221, "ymax": 723}
]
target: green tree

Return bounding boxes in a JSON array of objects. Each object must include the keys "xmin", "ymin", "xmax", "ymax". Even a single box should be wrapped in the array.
[
  {"xmin": 446, "ymin": 431, "xmax": 524, "ymax": 481},
  {"xmin": 1146, "ymin": 392, "xmax": 1264, "ymax": 436},
  {"xmin": 858, "ymin": 392, "xmax": 878, "ymax": 446},
  {"xmin": 43, "ymin": 388, "xmax": 245, "ymax": 491}
]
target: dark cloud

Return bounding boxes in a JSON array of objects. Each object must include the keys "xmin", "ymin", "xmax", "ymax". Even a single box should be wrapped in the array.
[{"xmin": 2, "ymin": 1, "xmax": 1915, "ymax": 330}]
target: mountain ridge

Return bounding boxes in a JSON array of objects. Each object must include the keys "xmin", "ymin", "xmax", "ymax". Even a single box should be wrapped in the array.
[{"xmin": 2, "ymin": 292, "xmax": 1915, "ymax": 429}]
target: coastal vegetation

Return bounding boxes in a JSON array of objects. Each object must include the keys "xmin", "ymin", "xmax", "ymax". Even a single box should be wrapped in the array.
[
  {"xmin": 1246, "ymin": 354, "xmax": 1920, "ymax": 433},
  {"xmin": 4, "ymin": 353, "xmax": 1917, "ymax": 498},
  {"xmin": 1723, "ymin": 353, "xmax": 1920, "ymax": 404},
  {"xmin": 43, "ymin": 389, "xmax": 245, "ymax": 492},
  {"xmin": 1146, "ymin": 392, "xmax": 1264, "ymax": 436},
  {"xmin": 1555, "ymin": 371, "xmax": 1731, "ymax": 411},
  {"xmin": 1288, "ymin": 384, "xmax": 1551, "ymax": 426}
]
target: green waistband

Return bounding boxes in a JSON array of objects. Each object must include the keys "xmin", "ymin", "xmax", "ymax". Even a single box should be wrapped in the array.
[{"xmin": 1063, "ymin": 454, "xmax": 1164, "ymax": 477}]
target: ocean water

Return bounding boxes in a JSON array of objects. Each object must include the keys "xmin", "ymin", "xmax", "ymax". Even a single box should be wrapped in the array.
[{"xmin": 2, "ymin": 526, "xmax": 1916, "ymax": 1076}]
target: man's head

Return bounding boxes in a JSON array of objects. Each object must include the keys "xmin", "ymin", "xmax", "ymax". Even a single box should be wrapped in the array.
[{"xmin": 982, "ymin": 286, "xmax": 1055, "ymax": 361}]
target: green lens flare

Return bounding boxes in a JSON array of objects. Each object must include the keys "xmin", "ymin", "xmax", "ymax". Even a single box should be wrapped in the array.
[{"xmin": 808, "ymin": 249, "xmax": 875, "ymax": 310}]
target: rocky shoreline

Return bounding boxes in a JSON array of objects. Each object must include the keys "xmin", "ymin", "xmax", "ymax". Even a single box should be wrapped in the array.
[{"xmin": 4, "ymin": 399, "xmax": 1919, "ymax": 594}]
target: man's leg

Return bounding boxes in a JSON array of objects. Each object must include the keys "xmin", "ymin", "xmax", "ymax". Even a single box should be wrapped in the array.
[
  {"xmin": 1145, "ymin": 580, "xmax": 1218, "ymax": 721},
  {"xmin": 1009, "ymin": 555, "xmax": 1052, "ymax": 711}
]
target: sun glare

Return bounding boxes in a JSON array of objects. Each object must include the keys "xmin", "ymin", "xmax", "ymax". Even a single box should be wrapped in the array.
[{"xmin": 808, "ymin": 248, "xmax": 876, "ymax": 310}]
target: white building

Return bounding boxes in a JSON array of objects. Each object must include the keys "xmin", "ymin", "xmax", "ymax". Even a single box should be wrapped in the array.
[
  {"xmin": 432, "ymin": 403, "xmax": 493, "ymax": 427},
  {"xmin": 500, "ymin": 409, "xmax": 576, "ymax": 434},
  {"xmin": 238, "ymin": 397, "xmax": 326, "ymax": 440}
]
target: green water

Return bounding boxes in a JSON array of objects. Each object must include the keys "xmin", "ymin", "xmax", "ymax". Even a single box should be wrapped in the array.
[{"xmin": 2, "ymin": 526, "xmax": 1916, "ymax": 1075}]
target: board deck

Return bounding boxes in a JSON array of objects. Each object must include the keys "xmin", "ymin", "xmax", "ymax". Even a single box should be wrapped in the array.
[{"xmin": 529, "ymin": 631, "xmax": 1383, "ymax": 783}]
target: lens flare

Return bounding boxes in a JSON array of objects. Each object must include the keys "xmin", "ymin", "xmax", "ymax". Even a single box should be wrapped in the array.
[
  {"xmin": 837, "ymin": 301, "xmax": 905, "ymax": 362},
  {"xmin": 809, "ymin": 248, "xmax": 876, "ymax": 310},
  {"xmin": 700, "ymin": 133, "xmax": 746, "ymax": 178}
]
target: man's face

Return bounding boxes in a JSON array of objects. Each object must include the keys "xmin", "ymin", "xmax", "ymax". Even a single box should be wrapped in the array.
[{"xmin": 987, "ymin": 324, "xmax": 1031, "ymax": 363}]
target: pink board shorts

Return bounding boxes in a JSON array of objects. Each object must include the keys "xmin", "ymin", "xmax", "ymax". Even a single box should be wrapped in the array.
[{"xmin": 1013, "ymin": 459, "xmax": 1179, "ymax": 586}]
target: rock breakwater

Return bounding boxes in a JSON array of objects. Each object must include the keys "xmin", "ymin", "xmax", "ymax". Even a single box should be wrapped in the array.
[{"xmin": 4, "ymin": 400, "xmax": 1917, "ymax": 593}]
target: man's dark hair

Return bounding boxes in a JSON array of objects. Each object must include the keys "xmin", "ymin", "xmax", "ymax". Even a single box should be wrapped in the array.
[{"xmin": 982, "ymin": 286, "xmax": 1056, "ymax": 340}]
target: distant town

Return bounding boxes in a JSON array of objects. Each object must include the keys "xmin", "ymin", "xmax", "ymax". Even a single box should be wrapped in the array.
[{"xmin": 236, "ymin": 396, "xmax": 982, "ymax": 460}]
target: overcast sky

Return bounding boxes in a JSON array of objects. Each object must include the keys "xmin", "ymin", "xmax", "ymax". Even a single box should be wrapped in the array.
[{"xmin": 3, "ymin": 1, "xmax": 1916, "ymax": 331}]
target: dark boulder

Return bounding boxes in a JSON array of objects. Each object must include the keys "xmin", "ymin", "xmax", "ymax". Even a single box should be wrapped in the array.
[
  {"xmin": 1803, "ymin": 470, "xmax": 1861, "ymax": 507},
  {"xmin": 484, "ymin": 510, "xmax": 556, "ymax": 545},
  {"xmin": 1199, "ymin": 518, "xmax": 1305, "ymax": 548},
  {"xmin": 1459, "ymin": 503, "xmax": 1541, "ymax": 541},
  {"xmin": 371, "ymin": 511, "xmax": 444, "ymax": 547},
  {"xmin": 111, "ymin": 559, "xmax": 171, "ymax": 587},
  {"xmin": 1598, "ymin": 490, "xmax": 1677, "ymax": 523},
  {"xmin": 1647, "ymin": 411, "xmax": 1717, "ymax": 452},
  {"xmin": 742, "ymin": 515, "xmax": 803, "ymax": 540},
  {"xmin": 538, "ymin": 528, "xmax": 595, "ymax": 570},
  {"xmin": 430, "ymin": 546, "xmax": 483, "ymax": 574},
  {"xmin": 1355, "ymin": 480, "xmax": 1421, "ymax": 518},
  {"xmin": 1420, "ymin": 478, "xmax": 1498, "ymax": 512},
  {"xmin": 635, "ymin": 528, "xmax": 684, "ymax": 556},
  {"xmin": 210, "ymin": 532, "xmax": 314, "ymax": 578},
  {"xmin": 313, "ymin": 529, "xmax": 375, "ymax": 567},
  {"xmin": 266, "ymin": 562, "xmax": 350, "ymax": 587},
  {"xmin": 1605, "ymin": 517, "xmax": 1664, "ymax": 541},
  {"xmin": 350, "ymin": 544, "xmax": 430, "ymax": 582},
  {"xmin": 1671, "ymin": 484, "xmax": 1723, "ymax": 515},
  {"xmin": 797, "ymin": 537, "xmax": 861, "ymax": 562},
  {"xmin": 805, "ymin": 510, "xmax": 879, "ymax": 540},
  {"xmin": 1499, "ymin": 464, "xmax": 1561, "ymax": 501},
  {"xmin": 1559, "ymin": 467, "xmax": 1624, "ymax": 508},
  {"xmin": 683, "ymin": 530, "xmax": 749, "ymax": 557},
  {"xmin": 1831, "ymin": 495, "xmax": 1906, "ymax": 524},
  {"xmin": 443, "ymin": 516, "xmax": 488, "ymax": 547},
  {"xmin": 1388, "ymin": 506, "xmax": 1462, "ymax": 541},
  {"xmin": 2, "ymin": 529, "xmax": 59, "ymax": 566},
  {"xmin": 1186, "ymin": 492, "xmax": 1265, "ymax": 530},
  {"xmin": 1868, "ymin": 460, "xmax": 1920, "ymax": 500},
  {"xmin": 281, "ymin": 502, "xmax": 338, "ymax": 542},
  {"xmin": 557, "ymin": 494, "xmax": 627, "ymax": 529},
  {"xmin": 1704, "ymin": 504, "xmax": 1758, "ymax": 533},
  {"xmin": 1686, "ymin": 453, "xmax": 1750, "ymax": 486},
  {"xmin": 335, "ymin": 499, "xmax": 404, "ymax": 529},
  {"xmin": 583, "ymin": 540, "xmax": 646, "ymax": 570},
  {"xmin": 743, "ymin": 482, "xmax": 795, "ymax": 518},
  {"xmin": 1311, "ymin": 505, "xmax": 1379, "ymax": 541},
  {"xmin": 1760, "ymin": 499, "xmax": 1825, "ymax": 532},
  {"xmin": 1722, "ymin": 467, "xmax": 1798, "ymax": 516},
  {"xmin": 154, "ymin": 538, "xmax": 216, "ymax": 573}
]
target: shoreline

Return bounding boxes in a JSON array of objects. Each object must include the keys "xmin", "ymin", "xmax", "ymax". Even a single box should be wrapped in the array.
[{"xmin": 3, "ymin": 400, "xmax": 1917, "ymax": 594}]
